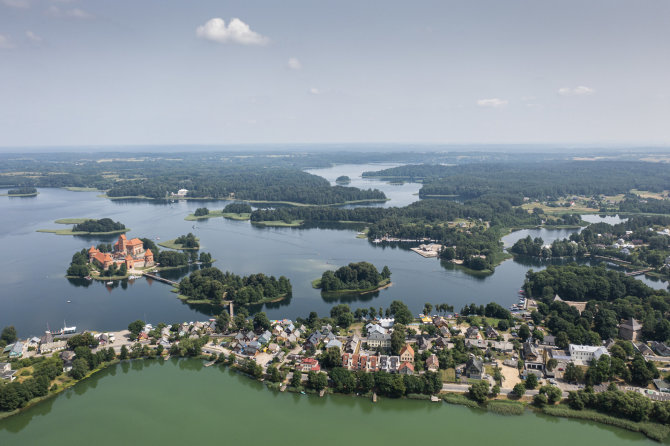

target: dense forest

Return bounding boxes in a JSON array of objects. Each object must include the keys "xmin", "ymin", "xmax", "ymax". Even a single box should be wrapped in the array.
[
  {"xmin": 178, "ymin": 267, "xmax": 292, "ymax": 306},
  {"xmin": 364, "ymin": 162, "xmax": 670, "ymax": 202},
  {"xmin": 318, "ymin": 262, "xmax": 390, "ymax": 292},
  {"xmin": 223, "ymin": 202, "xmax": 252, "ymax": 214},
  {"xmin": 523, "ymin": 265, "xmax": 670, "ymax": 344},
  {"xmin": 72, "ymin": 218, "xmax": 126, "ymax": 233},
  {"xmin": 6, "ymin": 187, "xmax": 37, "ymax": 195}
]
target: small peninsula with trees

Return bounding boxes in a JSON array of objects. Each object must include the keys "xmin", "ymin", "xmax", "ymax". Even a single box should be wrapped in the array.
[
  {"xmin": 185, "ymin": 203, "xmax": 253, "ymax": 221},
  {"xmin": 335, "ymin": 176, "xmax": 351, "ymax": 185},
  {"xmin": 1, "ymin": 187, "xmax": 38, "ymax": 197},
  {"xmin": 37, "ymin": 218, "xmax": 129, "ymax": 236},
  {"xmin": 159, "ymin": 233, "xmax": 200, "ymax": 250},
  {"xmin": 177, "ymin": 267, "xmax": 292, "ymax": 306},
  {"xmin": 313, "ymin": 262, "xmax": 391, "ymax": 294}
]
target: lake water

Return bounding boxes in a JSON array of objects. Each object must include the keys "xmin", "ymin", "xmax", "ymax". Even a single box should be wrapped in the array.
[
  {"xmin": 0, "ymin": 165, "xmax": 665, "ymax": 337},
  {"xmin": 0, "ymin": 359, "xmax": 657, "ymax": 445}
]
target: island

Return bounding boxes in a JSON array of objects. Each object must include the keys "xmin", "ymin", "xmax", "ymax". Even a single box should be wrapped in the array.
[
  {"xmin": 1, "ymin": 187, "xmax": 38, "ymax": 197},
  {"xmin": 313, "ymin": 262, "xmax": 391, "ymax": 294},
  {"xmin": 335, "ymin": 175, "xmax": 351, "ymax": 185},
  {"xmin": 177, "ymin": 267, "xmax": 292, "ymax": 306},
  {"xmin": 158, "ymin": 233, "xmax": 200, "ymax": 250},
  {"xmin": 184, "ymin": 203, "xmax": 253, "ymax": 221},
  {"xmin": 37, "ymin": 218, "xmax": 129, "ymax": 235}
]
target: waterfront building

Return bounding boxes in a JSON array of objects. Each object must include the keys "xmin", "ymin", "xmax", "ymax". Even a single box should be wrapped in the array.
[{"xmin": 88, "ymin": 234, "xmax": 154, "ymax": 271}]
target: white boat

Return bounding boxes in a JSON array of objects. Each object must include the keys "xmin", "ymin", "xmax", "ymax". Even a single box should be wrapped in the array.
[
  {"xmin": 106, "ymin": 281, "xmax": 113, "ymax": 285},
  {"xmin": 66, "ymin": 300, "xmax": 71, "ymax": 303}
]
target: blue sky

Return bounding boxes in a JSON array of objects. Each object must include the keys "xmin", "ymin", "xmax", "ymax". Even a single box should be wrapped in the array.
[{"xmin": 1, "ymin": 0, "xmax": 669, "ymax": 147}]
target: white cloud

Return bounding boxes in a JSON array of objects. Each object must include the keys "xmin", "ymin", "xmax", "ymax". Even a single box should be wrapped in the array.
[
  {"xmin": 196, "ymin": 18, "xmax": 269, "ymax": 46},
  {"xmin": 477, "ymin": 98, "xmax": 508, "ymax": 108},
  {"xmin": 309, "ymin": 87, "xmax": 320, "ymax": 95},
  {"xmin": 2, "ymin": 0, "xmax": 30, "ymax": 9},
  {"xmin": 0, "ymin": 34, "xmax": 15, "ymax": 49},
  {"xmin": 558, "ymin": 86, "xmax": 594, "ymax": 96},
  {"xmin": 48, "ymin": 5, "xmax": 94, "ymax": 19},
  {"xmin": 25, "ymin": 30, "xmax": 42, "ymax": 43},
  {"xmin": 287, "ymin": 57, "xmax": 302, "ymax": 70}
]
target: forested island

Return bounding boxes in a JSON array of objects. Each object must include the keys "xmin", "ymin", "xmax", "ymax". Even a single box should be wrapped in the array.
[
  {"xmin": 335, "ymin": 175, "xmax": 351, "ymax": 185},
  {"xmin": 2, "ymin": 187, "xmax": 38, "ymax": 197},
  {"xmin": 177, "ymin": 267, "xmax": 292, "ymax": 306},
  {"xmin": 159, "ymin": 233, "xmax": 200, "ymax": 250},
  {"xmin": 313, "ymin": 262, "xmax": 391, "ymax": 294},
  {"xmin": 38, "ymin": 218, "xmax": 129, "ymax": 236}
]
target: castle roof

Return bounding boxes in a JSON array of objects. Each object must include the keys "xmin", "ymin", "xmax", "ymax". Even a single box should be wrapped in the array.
[
  {"xmin": 144, "ymin": 249, "xmax": 153, "ymax": 257},
  {"xmin": 125, "ymin": 255, "xmax": 133, "ymax": 261},
  {"xmin": 89, "ymin": 245, "xmax": 98, "ymax": 253},
  {"xmin": 127, "ymin": 238, "xmax": 143, "ymax": 246},
  {"xmin": 93, "ymin": 252, "xmax": 112, "ymax": 264}
]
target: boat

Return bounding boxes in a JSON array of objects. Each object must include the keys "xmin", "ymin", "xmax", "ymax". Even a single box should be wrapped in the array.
[
  {"xmin": 84, "ymin": 275, "xmax": 92, "ymax": 281},
  {"xmin": 47, "ymin": 323, "xmax": 77, "ymax": 336},
  {"xmin": 66, "ymin": 300, "xmax": 71, "ymax": 303},
  {"xmin": 106, "ymin": 281, "xmax": 113, "ymax": 285},
  {"xmin": 156, "ymin": 237, "xmax": 160, "ymax": 240},
  {"xmin": 300, "ymin": 391, "xmax": 306, "ymax": 395}
]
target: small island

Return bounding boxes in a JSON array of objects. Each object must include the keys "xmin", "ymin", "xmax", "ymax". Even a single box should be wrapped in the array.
[
  {"xmin": 313, "ymin": 261, "xmax": 391, "ymax": 294},
  {"xmin": 37, "ymin": 218, "xmax": 129, "ymax": 235},
  {"xmin": 184, "ymin": 203, "xmax": 253, "ymax": 221},
  {"xmin": 1, "ymin": 187, "xmax": 38, "ymax": 197},
  {"xmin": 335, "ymin": 175, "xmax": 351, "ymax": 185},
  {"xmin": 178, "ymin": 267, "xmax": 292, "ymax": 306},
  {"xmin": 159, "ymin": 233, "xmax": 200, "ymax": 250}
]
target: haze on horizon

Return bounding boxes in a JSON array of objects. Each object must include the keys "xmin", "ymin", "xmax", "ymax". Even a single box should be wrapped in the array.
[{"xmin": 1, "ymin": 0, "xmax": 669, "ymax": 148}]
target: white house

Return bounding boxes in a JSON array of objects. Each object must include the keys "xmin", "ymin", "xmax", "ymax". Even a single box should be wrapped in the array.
[{"xmin": 569, "ymin": 344, "xmax": 608, "ymax": 365}]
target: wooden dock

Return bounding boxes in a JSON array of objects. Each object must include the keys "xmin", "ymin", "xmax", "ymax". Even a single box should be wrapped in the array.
[
  {"xmin": 142, "ymin": 272, "xmax": 179, "ymax": 286},
  {"xmin": 204, "ymin": 360, "xmax": 216, "ymax": 367},
  {"xmin": 372, "ymin": 392, "xmax": 377, "ymax": 402},
  {"xmin": 626, "ymin": 268, "xmax": 653, "ymax": 277}
]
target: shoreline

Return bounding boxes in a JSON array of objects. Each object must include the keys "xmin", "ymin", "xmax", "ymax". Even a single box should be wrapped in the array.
[{"xmin": 312, "ymin": 278, "xmax": 392, "ymax": 295}]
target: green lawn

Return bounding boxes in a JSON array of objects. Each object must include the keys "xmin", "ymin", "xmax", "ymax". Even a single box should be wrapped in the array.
[{"xmin": 251, "ymin": 220, "xmax": 304, "ymax": 227}]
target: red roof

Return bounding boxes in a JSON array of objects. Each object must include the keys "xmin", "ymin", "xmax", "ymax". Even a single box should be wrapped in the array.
[
  {"xmin": 399, "ymin": 344, "xmax": 414, "ymax": 357},
  {"xmin": 144, "ymin": 249, "xmax": 153, "ymax": 257},
  {"xmin": 399, "ymin": 362, "xmax": 414, "ymax": 371},
  {"xmin": 127, "ymin": 238, "xmax": 143, "ymax": 246},
  {"xmin": 119, "ymin": 234, "xmax": 127, "ymax": 240},
  {"xmin": 88, "ymin": 245, "xmax": 98, "ymax": 253}
]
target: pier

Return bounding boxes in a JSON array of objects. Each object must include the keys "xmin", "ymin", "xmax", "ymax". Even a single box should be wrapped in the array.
[
  {"xmin": 625, "ymin": 268, "xmax": 653, "ymax": 277},
  {"xmin": 142, "ymin": 272, "xmax": 179, "ymax": 287}
]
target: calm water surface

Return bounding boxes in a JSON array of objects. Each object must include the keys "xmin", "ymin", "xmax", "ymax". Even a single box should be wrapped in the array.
[
  {"xmin": 0, "ymin": 359, "xmax": 658, "ymax": 445},
  {"xmin": 0, "ymin": 166, "xmax": 665, "ymax": 337}
]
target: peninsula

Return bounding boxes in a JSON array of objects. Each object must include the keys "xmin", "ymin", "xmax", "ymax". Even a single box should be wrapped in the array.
[{"xmin": 37, "ymin": 218, "xmax": 129, "ymax": 236}]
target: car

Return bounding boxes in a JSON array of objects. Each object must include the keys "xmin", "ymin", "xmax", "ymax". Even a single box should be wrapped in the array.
[{"xmin": 549, "ymin": 378, "xmax": 557, "ymax": 385}]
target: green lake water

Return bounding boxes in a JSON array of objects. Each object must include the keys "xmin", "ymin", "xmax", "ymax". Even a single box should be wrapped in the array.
[{"xmin": 0, "ymin": 359, "xmax": 658, "ymax": 445}]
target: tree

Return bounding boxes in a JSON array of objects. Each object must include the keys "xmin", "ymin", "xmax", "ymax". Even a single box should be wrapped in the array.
[
  {"xmin": 67, "ymin": 332, "xmax": 99, "ymax": 349},
  {"xmin": 525, "ymin": 373, "xmax": 538, "ymax": 390},
  {"xmin": 423, "ymin": 303, "xmax": 433, "ymax": 315},
  {"xmin": 320, "ymin": 347, "xmax": 342, "ymax": 369},
  {"xmin": 216, "ymin": 310, "xmax": 230, "ymax": 332},
  {"xmin": 329, "ymin": 368, "xmax": 356, "ymax": 393},
  {"xmin": 291, "ymin": 372, "xmax": 303, "ymax": 389},
  {"xmin": 69, "ymin": 358, "xmax": 89, "ymax": 380},
  {"xmin": 308, "ymin": 371, "xmax": 328, "ymax": 391},
  {"xmin": 120, "ymin": 345, "xmax": 129, "ymax": 360},
  {"xmin": 468, "ymin": 380, "xmax": 490, "ymax": 403},
  {"xmin": 128, "ymin": 320, "xmax": 145, "ymax": 338},
  {"xmin": 491, "ymin": 384, "xmax": 500, "ymax": 397},
  {"xmin": 511, "ymin": 382, "xmax": 526, "ymax": 398},
  {"xmin": 194, "ymin": 207, "xmax": 210, "ymax": 217},
  {"xmin": 267, "ymin": 365, "xmax": 282, "ymax": 383},
  {"xmin": 540, "ymin": 385, "xmax": 562, "ymax": 405},
  {"xmin": 390, "ymin": 324, "xmax": 407, "ymax": 355},
  {"xmin": 381, "ymin": 266, "xmax": 391, "ymax": 280},
  {"xmin": 497, "ymin": 319, "xmax": 509, "ymax": 331},
  {"xmin": 546, "ymin": 358, "xmax": 558, "ymax": 372},
  {"xmin": 533, "ymin": 393, "xmax": 548, "ymax": 407},
  {"xmin": 0, "ymin": 326, "xmax": 17, "ymax": 345},
  {"xmin": 518, "ymin": 324, "xmax": 530, "ymax": 342},
  {"xmin": 555, "ymin": 332, "xmax": 570, "ymax": 349},
  {"xmin": 390, "ymin": 301, "xmax": 413, "ymax": 325},
  {"xmin": 564, "ymin": 362, "xmax": 584, "ymax": 383},
  {"xmin": 253, "ymin": 312, "xmax": 271, "ymax": 332}
]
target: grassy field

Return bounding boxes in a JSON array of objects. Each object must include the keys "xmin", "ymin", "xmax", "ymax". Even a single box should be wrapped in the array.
[
  {"xmin": 251, "ymin": 220, "xmax": 304, "ymax": 227},
  {"xmin": 222, "ymin": 213, "xmax": 251, "ymax": 220},
  {"xmin": 158, "ymin": 238, "xmax": 200, "ymax": 250},
  {"xmin": 440, "ymin": 368, "xmax": 457, "ymax": 383},
  {"xmin": 631, "ymin": 189, "xmax": 670, "ymax": 200}
]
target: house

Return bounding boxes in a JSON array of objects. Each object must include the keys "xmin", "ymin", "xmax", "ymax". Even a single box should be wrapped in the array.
[
  {"xmin": 619, "ymin": 318, "xmax": 642, "ymax": 341},
  {"xmin": 258, "ymin": 331, "xmax": 272, "ymax": 345},
  {"xmin": 417, "ymin": 337, "xmax": 432, "ymax": 351},
  {"xmin": 464, "ymin": 356, "xmax": 484, "ymax": 380},
  {"xmin": 399, "ymin": 344, "xmax": 415, "ymax": 363},
  {"xmin": 569, "ymin": 344, "xmax": 608, "ymax": 365},
  {"xmin": 654, "ymin": 379, "xmax": 670, "ymax": 393},
  {"xmin": 388, "ymin": 356, "xmax": 400, "ymax": 372},
  {"xmin": 634, "ymin": 342, "xmax": 654, "ymax": 356},
  {"xmin": 379, "ymin": 318, "xmax": 395, "ymax": 328},
  {"xmin": 0, "ymin": 362, "xmax": 16, "ymax": 382},
  {"xmin": 366, "ymin": 323, "xmax": 387, "ymax": 335},
  {"xmin": 542, "ymin": 335, "xmax": 556, "ymax": 347},
  {"xmin": 304, "ymin": 331, "xmax": 323, "ymax": 350},
  {"xmin": 298, "ymin": 357, "xmax": 321, "ymax": 372},
  {"xmin": 324, "ymin": 332, "xmax": 337, "ymax": 343},
  {"xmin": 7, "ymin": 342, "xmax": 23, "ymax": 358},
  {"xmin": 39, "ymin": 340, "xmax": 67, "ymax": 354},
  {"xmin": 326, "ymin": 339, "xmax": 343, "ymax": 351},
  {"xmin": 465, "ymin": 326, "xmax": 480, "ymax": 339},
  {"xmin": 426, "ymin": 354, "xmax": 439, "ymax": 372},
  {"xmin": 366, "ymin": 332, "xmax": 391, "ymax": 349},
  {"xmin": 434, "ymin": 337, "xmax": 449, "ymax": 349},
  {"xmin": 485, "ymin": 326, "xmax": 499, "ymax": 339},
  {"xmin": 651, "ymin": 341, "xmax": 670, "ymax": 357},
  {"xmin": 345, "ymin": 335, "xmax": 360, "ymax": 353},
  {"xmin": 399, "ymin": 362, "xmax": 414, "ymax": 375},
  {"xmin": 267, "ymin": 343, "xmax": 281, "ymax": 354},
  {"xmin": 439, "ymin": 326, "xmax": 451, "ymax": 337}
]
